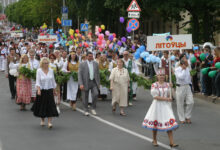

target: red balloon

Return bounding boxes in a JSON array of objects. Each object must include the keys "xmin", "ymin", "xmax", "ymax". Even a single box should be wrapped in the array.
[
  {"xmin": 79, "ymin": 43, "xmax": 82, "ymax": 47},
  {"xmin": 40, "ymin": 33, "xmax": 44, "ymax": 36},
  {"xmin": 98, "ymin": 34, "xmax": 103, "ymax": 40},
  {"xmin": 98, "ymin": 28, "xmax": 102, "ymax": 33},
  {"xmin": 99, "ymin": 48, "xmax": 103, "ymax": 52},
  {"xmin": 70, "ymin": 35, "xmax": 74, "ymax": 39},
  {"xmin": 97, "ymin": 40, "xmax": 102, "ymax": 46},
  {"xmin": 84, "ymin": 43, "xmax": 89, "ymax": 48},
  {"xmin": 112, "ymin": 33, "xmax": 116, "ymax": 38},
  {"xmin": 76, "ymin": 29, "xmax": 79, "ymax": 33},
  {"xmin": 88, "ymin": 32, "xmax": 92, "ymax": 36}
]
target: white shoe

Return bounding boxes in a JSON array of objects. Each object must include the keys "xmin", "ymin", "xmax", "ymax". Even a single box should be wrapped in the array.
[
  {"xmin": 84, "ymin": 111, "xmax": 89, "ymax": 116},
  {"xmin": 91, "ymin": 109, "xmax": 97, "ymax": 115},
  {"xmin": 40, "ymin": 121, "xmax": 45, "ymax": 126},
  {"xmin": 129, "ymin": 102, "xmax": 133, "ymax": 106},
  {"xmin": 56, "ymin": 106, "xmax": 60, "ymax": 114}
]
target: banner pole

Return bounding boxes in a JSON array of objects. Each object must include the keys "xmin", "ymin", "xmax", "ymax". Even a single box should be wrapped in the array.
[{"xmin": 169, "ymin": 50, "xmax": 172, "ymax": 98}]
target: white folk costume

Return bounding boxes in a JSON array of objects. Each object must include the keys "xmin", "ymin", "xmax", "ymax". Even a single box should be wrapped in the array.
[
  {"xmin": 0, "ymin": 47, "xmax": 7, "ymax": 71},
  {"xmin": 9, "ymin": 62, "xmax": 32, "ymax": 105},
  {"xmin": 62, "ymin": 61, "xmax": 79, "ymax": 101},
  {"xmin": 108, "ymin": 59, "xmax": 117, "ymax": 72},
  {"xmin": 123, "ymin": 58, "xmax": 139, "ymax": 101},
  {"xmin": 29, "ymin": 58, "xmax": 39, "ymax": 98},
  {"xmin": 142, "ymin": 82, "xmax": 178, "ymax": 131},
  {"xmin": 109, "ymin": 67, "xmax": 130, "ymax": 107}
]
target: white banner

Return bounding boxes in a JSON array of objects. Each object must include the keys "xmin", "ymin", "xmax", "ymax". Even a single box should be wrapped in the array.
[
  {"xmin": 147, "ymin": 34, "xmax": 192, "ymax": 51},
  {"xmin": 38, "ymin": 35, "xmax": 58, "ymax": 43},
  {"xmin": 10, "ymin": 32, "xmax": 23, "ymax": 38}
]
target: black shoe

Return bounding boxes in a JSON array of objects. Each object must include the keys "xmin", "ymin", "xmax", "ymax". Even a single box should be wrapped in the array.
[{"xmin": 11, "ymin": 96, "xmax": 15, "ymax": 100}]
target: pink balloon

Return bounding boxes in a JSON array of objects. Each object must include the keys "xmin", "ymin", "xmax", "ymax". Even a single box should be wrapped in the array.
[
  {"xmin": 105, "ymin": 30, "xmax": 110, "ymax": 36},
  {"xmin": 95, "ymin": 32, "xmax": 100, "ymax": 36},
  {"xmin": 101, "ymin": 44, "xmax": 105, "ymax": 49},
  {"xmin": 102, "ymin": 40, "xmax": 106, "ymax": 44},
  {"xmin": 109, "ymin": 43, "xmax": 113, "ymax": 49}
]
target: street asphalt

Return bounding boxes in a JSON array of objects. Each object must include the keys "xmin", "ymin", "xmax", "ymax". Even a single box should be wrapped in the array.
[{"xmin": 0, "ymin": 71, "xmax": 220, "ymax": 150}]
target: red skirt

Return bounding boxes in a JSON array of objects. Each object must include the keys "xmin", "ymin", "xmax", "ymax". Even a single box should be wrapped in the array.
[{"xmin": 16, "ymin": 78, "xmax": 31, "ymax": 104}]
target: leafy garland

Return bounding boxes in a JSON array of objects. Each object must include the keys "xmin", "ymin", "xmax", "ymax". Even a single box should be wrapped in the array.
[
  {"xmin": 18, "ymin": 67, "xmax": 178, "ymax": 90},
  {"xmin": 18, "ymin": 66, "xmax": 37, "ymax": 79}
]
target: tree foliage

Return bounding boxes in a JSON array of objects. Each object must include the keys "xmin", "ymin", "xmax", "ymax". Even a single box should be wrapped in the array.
[{"xmin": 5, "ymin": 0, "xmax": 220, "ymax": 44}]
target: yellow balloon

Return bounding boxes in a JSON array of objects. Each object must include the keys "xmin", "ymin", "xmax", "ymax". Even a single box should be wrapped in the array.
[
  {"xmin": 101, "ymin": 25, "xmax": 105, "ymax": 30},
  {"xmin": 75, "ymin": 44, "xmax": 78, "ymax": 47},
  {"xmin": 75, "ymin": 33, "xmax": 78, "ymax": 37},
  {"xmin": 74, "ymin": 39, "xmax": 77, "ymax": 43}
]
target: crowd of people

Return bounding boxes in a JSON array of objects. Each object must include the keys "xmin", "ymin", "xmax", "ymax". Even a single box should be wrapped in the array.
[{"xmin": 0, "ymin": 22, "xmax": 220, "ymax": 148}]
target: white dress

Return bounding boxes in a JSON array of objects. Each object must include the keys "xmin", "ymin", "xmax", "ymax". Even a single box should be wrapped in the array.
[
  {"xmin": 29, "ymin": 59, "xmax": 39, "ymax": 97},
  {"xmin": 62, "ymin": 61, "xmax": 79, "ymax": 101},
  {"xmin": 142, "ymin": 82, "xmax": 178, "ymax": 131}
]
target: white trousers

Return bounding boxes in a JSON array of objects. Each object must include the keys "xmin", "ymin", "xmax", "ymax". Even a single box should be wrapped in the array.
[
  {"xmin": 0, "ymin": 57, "xmax": 5, "ymax": 71},
  {"xmin": 176, "ymin": 85, "xmax": 194, "ymax": 121},
  {"xmin": 132, "ymin": 82, "xmax": 138, "ymax": 94}
]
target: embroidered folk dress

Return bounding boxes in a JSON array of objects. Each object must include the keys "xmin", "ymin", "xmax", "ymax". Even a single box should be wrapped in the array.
[
  {"xmin": 142, "ymin": 82, "xmax": 178, "ymax": 131},
  {"xmin": 9, "ymin": 63, "xmax": 31, "ymax": 105}
]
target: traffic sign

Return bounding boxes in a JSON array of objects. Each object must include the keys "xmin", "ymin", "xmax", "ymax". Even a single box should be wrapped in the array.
[
  {"xmin": 62, "ymin": 7, "xmax": 68, "ymax": 13},
  {"xmin": 128, "ymin": 12, "xmax": 140, "ymax": 18},
  {"xmin": 127, "ymin": 19, "xmax": 140, "ymax": 31},
  {"xmin": 127, "ymin": 0, "xmax": 141, "ymax": 12},
  {"xmin": 62, "ymin": 20, "xmax": 72, "ymax": 27},
  {"xmin": 80, "ymin": 23, "xmax": 89, "ymax": 31}
]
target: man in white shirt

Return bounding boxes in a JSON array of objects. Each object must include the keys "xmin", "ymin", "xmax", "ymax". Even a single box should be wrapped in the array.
[{"xmin": 175, "ymin": 60, "xmax": 194, "ymax": 124}]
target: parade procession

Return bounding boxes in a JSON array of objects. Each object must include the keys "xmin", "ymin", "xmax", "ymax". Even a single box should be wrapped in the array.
[{"xmin": 0, "ymin": 0, "xmax": 220, "ymax": 150}]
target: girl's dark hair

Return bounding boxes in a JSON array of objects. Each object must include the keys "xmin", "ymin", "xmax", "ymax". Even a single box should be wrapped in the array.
[{"xmin": 68, "ymin": 53, "xmax": 78, "ymax": 62}]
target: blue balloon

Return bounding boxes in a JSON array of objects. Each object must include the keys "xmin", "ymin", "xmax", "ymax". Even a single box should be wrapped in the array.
[
  {"xmin": 59, "ymin": 29, "xmax": 62, "ymax": 33},
  {"xmin": 140, "ymin": 51, "xmax": 150, "ymax": 58},
  {"xmin": 156, "ymin": 57, "xmax": 161, "ymax": 63},
  {"xmin": 170, "ymin": 55, "xmax": 176, "ymax": 61},
  {"xmin": 139, "ymin": 45, "xmax": 145, "ymax": 53},
  {"xmin": 151, "ymin": 55, "xmax": 156, "ymax": 63},
  {"xmin": 145, "ymin": 57, "xmax": 151, "ymax": 63},
  {"xmin": 134, "ymin": 52, "xmax": 140, "ymax": 60}
]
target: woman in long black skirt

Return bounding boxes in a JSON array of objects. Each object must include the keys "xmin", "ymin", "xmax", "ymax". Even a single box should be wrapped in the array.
[{"xmin": 31, "ymin": 57, "xmax": 59, "ymax": 129}]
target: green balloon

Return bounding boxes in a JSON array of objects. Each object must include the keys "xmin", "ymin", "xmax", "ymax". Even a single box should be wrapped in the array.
[
  {"xmin": 215, "ymin": 62, "xmax": 220, "ymax": 69},
  {"xmin": 200, "ymin": 53, "xmax": 206, "ymax": 61},
  {"xmin": 201, "ymin": 67, "xmax": 209, "ymax": 75},
  {"xmin": 208, "ymin": 70, "xmax": 217, "ymax": 78},
  {"xmin": 191, "ymin": 57, "xmax": 197, "ymax": 64},
  {"xmin": 69, "ymin": 41, "xmax": 73, "ymax": 45},
  {"xmin": 64, "ymin": 35, "xmax": 67, "ymax": 39}
]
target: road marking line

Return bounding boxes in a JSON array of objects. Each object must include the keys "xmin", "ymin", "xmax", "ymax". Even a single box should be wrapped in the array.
[{"xmin": 61, "ymin": 102, "xmax": 178, "ymax": 150}]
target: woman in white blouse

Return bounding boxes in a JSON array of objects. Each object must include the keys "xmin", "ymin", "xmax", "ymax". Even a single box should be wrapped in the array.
[
  {"xmin": 31, "ymin": 57, "xmax": 59, "ymax": 129},
  {"xmin": 9, "ymin": 54, "xmax": 31, "ymax": 110}
]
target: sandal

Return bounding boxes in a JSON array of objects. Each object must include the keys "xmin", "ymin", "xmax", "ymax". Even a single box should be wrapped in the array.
[
  {"xmin": 120, "ymin": 112, "xmax": 126, "ymax": 116},
  {"xmin": 152, "ymin": 141, "xmax": 159, "ymax": 147},
  {"xmin": 170, "ymin": 144, "xmax": 179, "ymax": 147}
]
